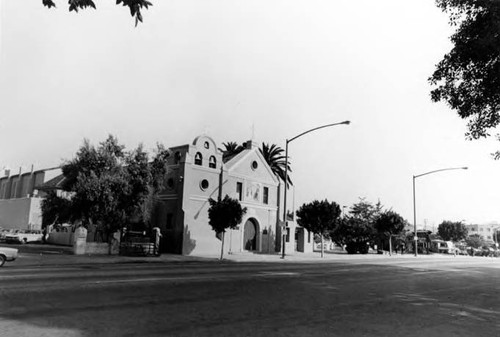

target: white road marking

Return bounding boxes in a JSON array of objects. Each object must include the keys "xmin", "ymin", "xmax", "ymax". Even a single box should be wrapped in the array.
[
  {"xmin": 258, "ymin": 271, "xmax": 299, "ymax": 276},
  {"xmin": 89, "ymin": 271, "xmax": 302, "ymax": 285}
]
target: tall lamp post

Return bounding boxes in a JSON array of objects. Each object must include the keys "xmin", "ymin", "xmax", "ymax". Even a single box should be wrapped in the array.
[
  {"xmin": 412, "ymin": 166, "xmax": 468, "ymax": 257},
  {"xmin": 493, "ymin": 227, "xmax": 500, "ymax": 253},
  {"xmin": 281, "ymin": 120, "xmax": 351, "ymax": 259}
]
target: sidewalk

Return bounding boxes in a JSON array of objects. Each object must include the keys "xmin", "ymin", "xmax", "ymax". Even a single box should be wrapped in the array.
[
  {"xmin": 7, "ymin": 249, "xmax": 463, "ymax": 268},
  {"xmin": 9, "ymin": 251, "xmax": 216, "ymax": 267}
]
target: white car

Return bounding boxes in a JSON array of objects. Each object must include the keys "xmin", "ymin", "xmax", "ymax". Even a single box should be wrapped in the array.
[
  {"xmin": 5, "ymin": 230, "xmax": 43, "ymax": 244},
  {"xmin": 0, "ymin": 229, "xmax": 11, "ymax": 241},
  {"xmin": 0, "ymin": 246, "xmax": 18, "ymax": 266}
]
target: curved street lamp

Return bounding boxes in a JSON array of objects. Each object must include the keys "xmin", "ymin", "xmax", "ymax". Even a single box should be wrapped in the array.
[
  {"xmin": 412, "ymin": 166, "xmax": 468, "ymax": 257},
  {"xmin": 281, "ymin": 120, "xmax": 351, "ymax": 259}
]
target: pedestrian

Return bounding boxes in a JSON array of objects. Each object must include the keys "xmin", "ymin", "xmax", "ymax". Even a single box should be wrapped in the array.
[{"xmin": 153, "ymin": 227, "xmax": 162, "ymax": 256}]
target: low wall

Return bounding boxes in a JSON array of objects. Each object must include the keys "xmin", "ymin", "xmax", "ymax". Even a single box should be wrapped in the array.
[
  {"xmin": 84, "ymin": 242, "xmax": 110, "ymax": 254},
  {"xmin": 83, "ymin": 242, "xmax": 119, "ymax": 255},
  {"xmin": 47, "ymin": 231, "xmax": 73, "ymax": 246},
  {"xmin": 48, "ymin": 227, "xmax": 121, "ymax": 255},
  {"xmin": 73, "ymin": 230, "xmax": 121, "ymax": 255}
]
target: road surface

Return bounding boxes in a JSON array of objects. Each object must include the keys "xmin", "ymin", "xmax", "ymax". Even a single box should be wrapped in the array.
[{"xmin": 0, "ymin": 255, "xmax": 499, "ymax": 336}]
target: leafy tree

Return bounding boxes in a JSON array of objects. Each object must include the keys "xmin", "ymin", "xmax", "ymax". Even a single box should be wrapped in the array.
[
  {"xmin": 41, "ymin": 190, "xmax": 73, "ymax": 227},
  {"xmin": 42, "ymin": 0, "xmax": 153, "ymax": 26},
  {"xmin": 430, "ymin": 0, "xmax": 500, "ymax": 145},
  {"xmin": 332, "ymin": 217, "xmax": 375, "ymax": 254},
  {"xmin": 208, "ymin": 195, "xmax": 247, "ymax": 260},
  {"xmin": 437, "ymin": 220, "xmax": 468, "ymax": 241},
  {"xmin": 465, "ymin": 233, "xmax": 485, "ymax": 249},
  {"xmin": 330, "ymin": 198, "xmax": 383, "ymax": 254},
  {"xmin": 350, "ymin": 198, "xmax": 383, "ymax": 223},
  {"xmin": 296, "ymin": 199, "xmax": 341, "ymax": 257},
  {"xmin": 42, "ymin": 135, "xmax": 169, "ymax": 244},
  {"xmin": 259, "ymin": 143, "xmax": 293, "ymax": 188},
  {"xmin": 374, "ymin": 210, "xmax": 407, "ymax": 255}
]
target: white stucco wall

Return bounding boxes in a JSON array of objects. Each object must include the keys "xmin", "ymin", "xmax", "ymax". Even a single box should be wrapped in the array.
[{"xmin": 0, "ymin": 197, "xmax": 41, "ymax": 229}]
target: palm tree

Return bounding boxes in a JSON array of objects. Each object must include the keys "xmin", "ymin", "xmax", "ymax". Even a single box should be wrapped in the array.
[
  {"xmin": 259, "ymin": 143, "xmax": 293, "ymax": 188},
  {"xmin": 220, "ymin": 141, "xmax": 293, "ymax": 188},
  {"xmin": 219, "ymin": 142, "xmax": 245, "ymax": 162}
]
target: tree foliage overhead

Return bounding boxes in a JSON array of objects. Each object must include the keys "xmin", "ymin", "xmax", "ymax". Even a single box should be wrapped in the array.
[
  {"xmin": 437, "ymin": 220, "xmax": 468, "ymax": 241},
  {"xmin": 42, "ymin": 135, "xmax": 170, "ymax": 238},
  {"xmin": 430, "ymin": 0, "xmax": 500, "ymax": 142},
  {"xmin": 42, "ymin": 0, "xmax": 153, "ymax": 26}
]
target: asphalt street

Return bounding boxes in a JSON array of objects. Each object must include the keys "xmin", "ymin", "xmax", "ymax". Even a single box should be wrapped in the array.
[{"xmin": 0, "ymin": 248, "xmax": 499, "ymax": 337}]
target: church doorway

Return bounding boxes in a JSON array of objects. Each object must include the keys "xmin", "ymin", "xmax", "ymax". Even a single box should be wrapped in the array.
[{"xmin": 243, "ymin": 218, "xmax": 258, "ymax": 251}]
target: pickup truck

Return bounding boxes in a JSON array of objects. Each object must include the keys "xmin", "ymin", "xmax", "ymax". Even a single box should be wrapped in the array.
[
  {"xmin": 0, "ymin": 246, "xmax": 18, "ymax": 266},
  {"xmin": 5, "ymin": 230, "xmax": 43, "ymax": 244}
]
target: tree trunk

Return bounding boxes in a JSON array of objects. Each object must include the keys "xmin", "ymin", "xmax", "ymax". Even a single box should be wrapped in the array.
[
  {"xmin": 389, "ymin": 235, "xmax": 392, "ymax": 256},
  {"xmin": 220, "ymin": 232, "xmax": 225, "ymax": 260},
  {"xmin": 320, "ymin": 234, "xmax": 324, "ymax": 258}
]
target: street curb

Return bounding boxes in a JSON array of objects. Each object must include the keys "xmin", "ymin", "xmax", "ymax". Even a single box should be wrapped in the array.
[{"xmin": 4, "ymin": 250, "xmax": 492, "ymax": 268}]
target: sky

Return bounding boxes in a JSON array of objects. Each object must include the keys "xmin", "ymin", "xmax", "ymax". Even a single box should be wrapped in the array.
[{"xmin": 1, "ymin": 0, "xmax": 499, "ymax": 228}]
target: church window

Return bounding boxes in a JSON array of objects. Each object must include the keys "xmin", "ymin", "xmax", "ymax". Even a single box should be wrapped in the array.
[
  {"xmin": 237, "ymin": 182, "xmax": 243, "ymax": 201},
  {"xmin": 200, "ymin": 179, "xmax": 209, "ymax": 190},
  {"xmin": 263, "ymin": 187, "xmax": 269, "ymax": 204}
]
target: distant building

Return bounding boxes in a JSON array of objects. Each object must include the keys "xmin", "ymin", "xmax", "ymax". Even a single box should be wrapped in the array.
[
  {"xmin": 465, "ymin": 223, "xmax": 500, "ymax": 243},
  {"xmin": 0, "ymin": 166, "xmax": 61, "ymax": 230}
]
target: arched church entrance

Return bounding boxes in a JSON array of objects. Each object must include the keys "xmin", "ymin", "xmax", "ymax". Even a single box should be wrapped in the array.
[{"xmin": 243, "ymin": 218, "xmax": 258, "ymax": 251}]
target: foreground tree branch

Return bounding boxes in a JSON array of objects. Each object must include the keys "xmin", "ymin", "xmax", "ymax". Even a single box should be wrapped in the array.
[
  {"xmin": 430, "ymin": 0, "xmax": 500, "ymax": 145},
  {"xmin": 42, "ymin": 0, "xmax": 153, "ymax": 26}
]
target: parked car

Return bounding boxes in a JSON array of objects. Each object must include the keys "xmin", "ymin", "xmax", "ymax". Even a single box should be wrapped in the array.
[
  {"xmin": 466, "ymin": 246, "xmax": 491, "ymax": 256},
  {"xmin": 0, "ymin": 246, "xmax": 18, "ymax": 266},
  {"xmin": 479, "ymin": 246, "xmax": 497, "ymax": 257},
  {"xmin": 0, "ymin": 229, "xmax": 15, "ymax": 242},
  {"xmin": 5, "ymin": 229, "xmax": 43, "ymax": 244},
  {"xmin": 430, "ymin": 240, "xmax": 457, "ymax": 254}
]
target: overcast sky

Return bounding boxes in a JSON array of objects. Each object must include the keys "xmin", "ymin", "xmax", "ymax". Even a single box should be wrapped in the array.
[{"xmin": 1, "ymin": 0, "xmax": 499, "ymax": 228}]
